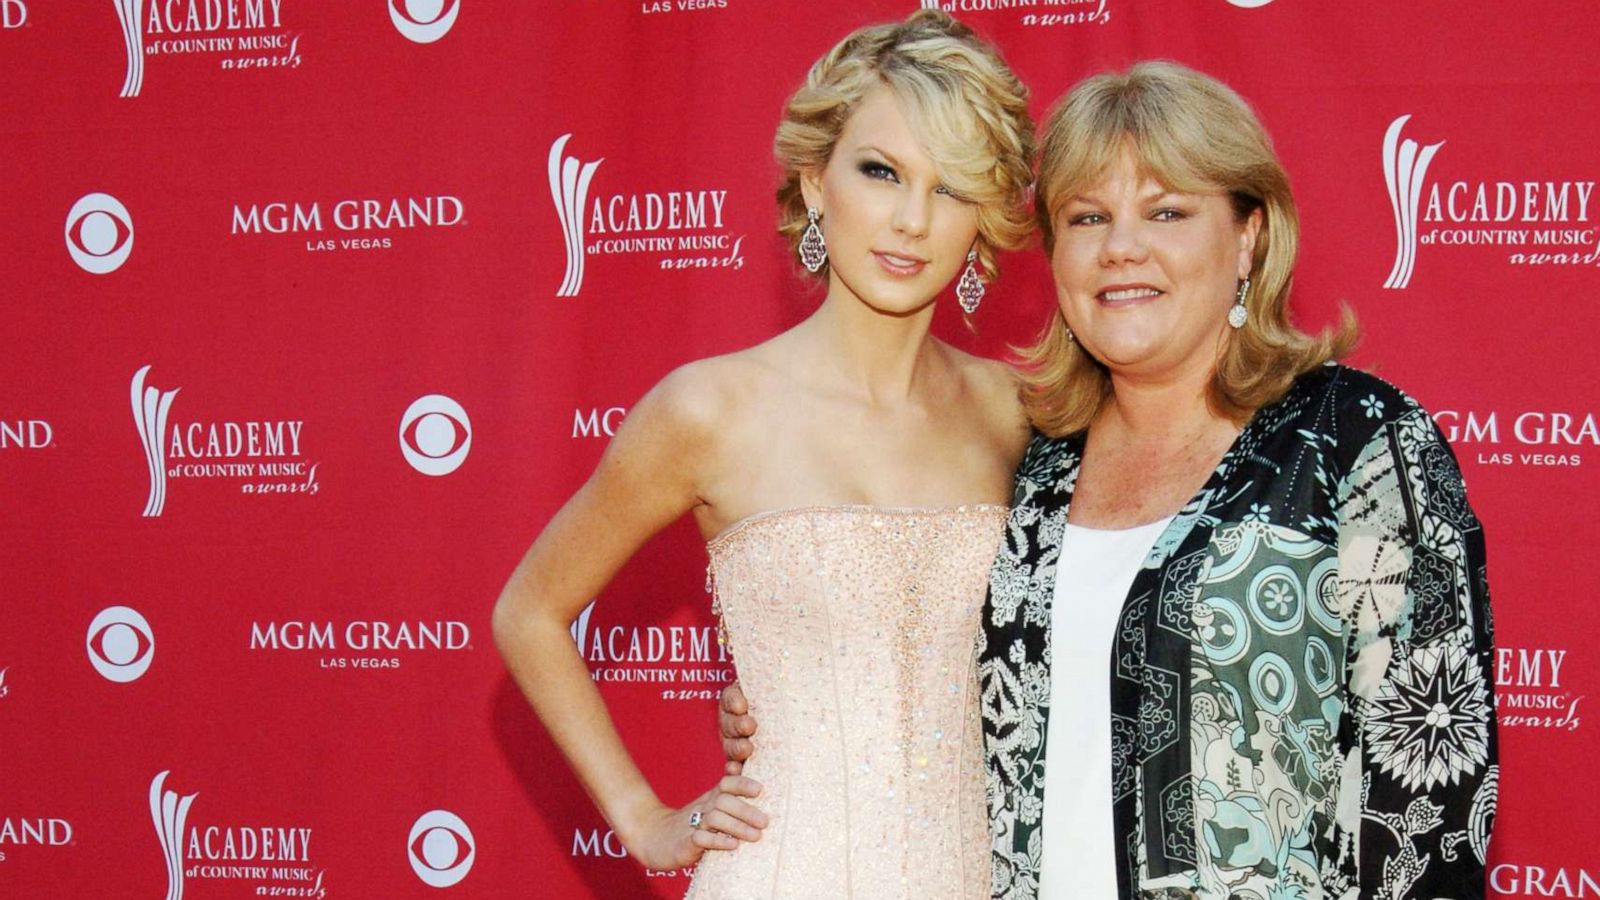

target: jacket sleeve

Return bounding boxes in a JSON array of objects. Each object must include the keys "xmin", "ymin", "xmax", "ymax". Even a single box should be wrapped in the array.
[{"xmin": 1334, "ymin": 406, "xmax": 1498, "ymax": 899}]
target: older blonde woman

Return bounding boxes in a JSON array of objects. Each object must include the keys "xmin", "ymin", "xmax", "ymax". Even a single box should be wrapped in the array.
[
  {"xmin": 493, "ymin": 11, "xmax": 1037, "ymax": 899},
  {"xmin": 979, "ymin": 62, "xmax": 1498, "ymax": 899}
]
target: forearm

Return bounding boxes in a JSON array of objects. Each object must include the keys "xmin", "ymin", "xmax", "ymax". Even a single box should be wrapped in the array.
[{"xmin": 493, "ymin": 603, "xmax": 663, "ymax": 844}]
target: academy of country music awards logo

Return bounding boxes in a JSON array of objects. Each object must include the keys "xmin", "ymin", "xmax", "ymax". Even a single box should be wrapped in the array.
[
  {"xmin": 1496, "ymin": 646, "xmax": 1584, "ymax": 733},
  {"xmin": 131, "ymin": 365, "xmax": 318, "ymax": 517},
  {"xmin": 112, "ymin": 0, "xmax": 302, "ymax": 98},
  {"xmin": 1432, "ymin": 408, "xmax": 1596, "ymax": 468},
  {"xmin": 149, "ymin": 770, "xmax": 327, "ymax": 899},
  {"xmin": 229, "ymin": 194, "xmax": 466, "ymax": 252},
  {"xmin": 108, "ymin": 0, "xmax": 463, "ymax": 96},
  {"xmin": 130, "ymin": 368, "xmax": 469, "ymax": 513},
  {"xmin": 917, "ymin": 0, "xmax": 1112, "ymax": 27},
  {"xmin": 548, "ymin": 133, "xmax": 744, "ymax": 298},
  {"xmin": 919, "ymin": 0, "xmax": 1276, "ymax": 16},
  {"xmin": 1383, "ymin": 114, "xmax": 1598, "ymax": 289},
  {"xmin": 149, "ymin": 772, "xmax": 475, "ymax": 894},
  {"xmin": 570, "ymin": 600, "xmax": 733, "ymax": 700}
]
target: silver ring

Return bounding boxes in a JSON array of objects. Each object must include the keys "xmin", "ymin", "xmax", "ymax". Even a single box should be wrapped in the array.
[{"xmin": 688, "ymin": 811, "xmax": 704, "ymax": 829}]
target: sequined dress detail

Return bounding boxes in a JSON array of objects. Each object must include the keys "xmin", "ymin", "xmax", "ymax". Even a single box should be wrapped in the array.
[{"xmin": 686, "ymin": 505, "xmax": 1005, "ymax": 900}]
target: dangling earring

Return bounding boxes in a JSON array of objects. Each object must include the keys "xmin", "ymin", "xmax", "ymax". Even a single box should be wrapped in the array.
[
  {"xmin": 1229, "ymin": 277, "xmax": 1250, "ymax": 329},
  {"xmin": 956, "ymin": 248, "xmax": 986, "ymax": 314},
  {"xmin": 799, "ymin": 207, "xmax": 827, "ymax": 273}
]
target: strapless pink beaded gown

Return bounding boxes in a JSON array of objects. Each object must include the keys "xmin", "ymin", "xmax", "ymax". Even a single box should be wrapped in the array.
[{"xmin": 686, "ymin": 505, "xmax": 1006, "ymax": 900}]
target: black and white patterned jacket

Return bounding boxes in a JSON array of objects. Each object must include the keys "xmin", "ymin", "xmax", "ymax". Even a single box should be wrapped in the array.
[{"xmin": 979, "ymin": 363, "xmax": 1498, "ymax": 899}]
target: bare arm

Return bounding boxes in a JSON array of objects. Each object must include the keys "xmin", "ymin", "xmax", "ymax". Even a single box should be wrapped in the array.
[{"xmin": 492, "ymin": 366, "xmax": 766, "ymax": 867}]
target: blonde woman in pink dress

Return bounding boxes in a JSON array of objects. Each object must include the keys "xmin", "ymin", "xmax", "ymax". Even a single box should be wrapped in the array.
[{"xmin": 492, "ymin": 11, "xmax": 1035, "ymax": 898}]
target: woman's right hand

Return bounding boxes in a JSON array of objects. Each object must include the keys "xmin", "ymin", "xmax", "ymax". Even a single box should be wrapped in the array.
[{"xmin": 622, "ymin": 775, "xmax": 770, "ymax": 869}]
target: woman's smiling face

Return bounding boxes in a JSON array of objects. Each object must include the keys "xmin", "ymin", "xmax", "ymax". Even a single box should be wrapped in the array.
[{"xmin": 1050, "ymin": 144, "xmax": 1260, "ymax": 383}]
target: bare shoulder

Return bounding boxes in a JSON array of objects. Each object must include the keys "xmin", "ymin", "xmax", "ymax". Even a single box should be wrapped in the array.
[
  {"xmin": 631, "ymin": 344, "xmax": 785, "ymax": 442},
  {"xmin": 635, "ymin": 355, "xmax": 745, "ymax": 437},
  {"xmin": 582, "ymin": 353, "xmax": 761, "ymax": 511},
  {"xmin": 957, "ymin": 350, "xmax": 1023, "ymax": 402},
  {"xmin": 943, "ymin": 345, "xmax": 1028, "ymax": 436}
]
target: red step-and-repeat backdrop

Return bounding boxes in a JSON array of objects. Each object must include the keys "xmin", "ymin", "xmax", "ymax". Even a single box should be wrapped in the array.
[{"xmin": 3, "ymin": 1, "xmax": 1597, "ymax": 897}]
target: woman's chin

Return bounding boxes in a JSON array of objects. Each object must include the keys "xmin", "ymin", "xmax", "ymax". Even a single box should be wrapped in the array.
[
  {"xmin": 853, "ymin": 289, "xmax": 942, "ymax": 319},
  {"xmin": 1083, "ymin": 339, "xmax": 1167, "ymax": 373}
]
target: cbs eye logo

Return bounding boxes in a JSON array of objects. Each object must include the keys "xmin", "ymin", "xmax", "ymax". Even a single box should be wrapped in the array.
[
  {"xmin": 86, "ymin": 606, "xmax": 155, "ymax": 683},
  {"xmin": 400, "ymin": 394, "xmax": 472, "ymax": 476},
  {"xmin": 390, "ymin": 0, "xmax": 459, "ymax": 43},
  {"xmin": 65, "ymin": 193, "xmax": 134, "ymax": 274},
  {"xmin": 408, "ymin": 810, "xmax": 475, "ymax": 887}
]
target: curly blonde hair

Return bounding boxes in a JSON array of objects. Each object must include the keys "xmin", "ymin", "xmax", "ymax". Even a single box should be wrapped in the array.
[
  {"xmin": 774, "ymin": 10, "xmax": 1035, "ymax": 282},
  {"xmin": 1020, "ymin": 61, "xmax": 1357, "ymax": 435}
]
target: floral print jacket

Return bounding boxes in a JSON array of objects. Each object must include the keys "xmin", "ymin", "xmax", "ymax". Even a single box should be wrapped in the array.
[{"xmin": 979, "ymin": 364, "xmax": 1498, "ymax": 899}]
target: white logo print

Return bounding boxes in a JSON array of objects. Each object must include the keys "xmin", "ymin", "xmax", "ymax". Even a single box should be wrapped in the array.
[
  {"xmin": 549, "ymin": 134, "xmax": 603, "ymax": 297},
  {"xmin": 570, "ymin": 600, "xmax": 597, "ymax": 649},
  {"xmin": 87, "ymin": 606, "xmax": 155, "ymax": 683},
  {"xmin": 916, "ymin": 0, "xmax": 1110, "ymax": 25},
  {"xmin": 2, "ymin": 0, "xmax": 28, "ymax": 29},
  {"xmin": 1224, "ymin": 0, "xmax": 1275, "ymax": 7},
  {"xmin": 112, "ymin": 0, "xmax": 297, "ymax": 98},
  {"xmin": 1382, "ymin": 114, "xmax": 1445, "ymax": 290},
  {"xmin": 570, "ymin": 598, "xmax": 734, "ymax": 699},
  {"xmin": 146, "ymin": 771, "xmax": 323, "ymax": 895},
  {"xmin": 408, "ymin": 810, "xmax": 475, "ymax": 887},
  {"xmin": 128, "ymin": 366, "xmax": 316, "ymax": 512},
  {"xmin": 65, "ymin": 193, "xmax": 135, "ymax": 274},
  {"xmin": 150, "ymin": 771, "xmax": 197, "ymax": 900},
  {"xmin": 549, "ymin": 134, "xmax": 741, "ymax": 284},
  {"xmin": 131, "ymin": 365, "xmax": 180, "ymax": 517},
  {"xmin": 390, "ymin": 0, "xmax": 459, "ymax": 42},
  {"xmin": 113, "ymin": 0, "xmax": 146, "ymax": 97},
  {"xmin": 400, "ymin": 394, "xmax": 472, "ymax": 476}
]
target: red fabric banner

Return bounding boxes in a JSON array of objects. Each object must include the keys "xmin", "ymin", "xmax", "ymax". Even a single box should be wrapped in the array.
[{"xmin": 2, "ymin": 1, "xmax": 1596, "ymax": 896}]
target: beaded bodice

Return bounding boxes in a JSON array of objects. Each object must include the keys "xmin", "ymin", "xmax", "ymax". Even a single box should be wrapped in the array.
[{"xmin": 687, "ymin": 505, "xmax": 1005, "ymax": 900}]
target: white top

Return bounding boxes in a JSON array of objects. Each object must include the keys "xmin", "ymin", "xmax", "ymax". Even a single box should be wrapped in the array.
[{"xmin": 1037, "ymin": 516, "xmax": 1173, "ymax": 900}]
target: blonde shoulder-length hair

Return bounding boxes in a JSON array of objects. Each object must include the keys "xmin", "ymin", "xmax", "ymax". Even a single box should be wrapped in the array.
[
  {"xmin": 774, "ymin": 10, "xmax": 1035, "ymax": 282},
  {"xmin": 1020, "ymin": 61, "xmax": 1356, "ymax": 437}
]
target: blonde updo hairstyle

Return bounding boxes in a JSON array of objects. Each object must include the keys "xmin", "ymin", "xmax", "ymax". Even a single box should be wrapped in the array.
[
  {"xmin": 774, "ymin": 10, "xmax": 1035, "ymax": 283},
  {"xmin": 1021, "ymin": 61, "xmax": 1356, "ymax": 436}
]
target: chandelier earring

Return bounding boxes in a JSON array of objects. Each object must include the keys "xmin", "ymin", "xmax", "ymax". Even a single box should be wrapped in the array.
[
  {"xmin": 956, "ymin": 248, "xmax": 986, "ymax": 314},
  {"xmin": 798, "ymin": 207, "xmax": 827, "ymax": 273},
  {"xmin": 1229, "ymin": 277, "xmax": 1251, "ymax": 329}
]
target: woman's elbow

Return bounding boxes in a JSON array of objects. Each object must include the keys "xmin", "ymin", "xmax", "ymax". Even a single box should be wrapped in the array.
[{"xmin": 491, "ymin": 580, "xmax": 538, "ymax": 662}]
